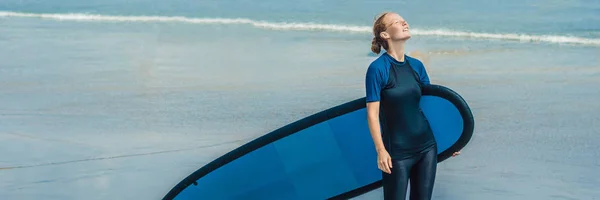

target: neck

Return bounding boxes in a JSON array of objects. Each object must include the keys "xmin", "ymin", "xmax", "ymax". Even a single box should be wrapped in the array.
[{"xmin": 386, "ymin": 40, "xmax": 406, "ymax": 62}]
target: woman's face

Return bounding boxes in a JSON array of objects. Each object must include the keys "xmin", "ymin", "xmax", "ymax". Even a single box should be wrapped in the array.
[{"xmin": 381, "ymin": 13, "xmax": 411, "ymax": 41}]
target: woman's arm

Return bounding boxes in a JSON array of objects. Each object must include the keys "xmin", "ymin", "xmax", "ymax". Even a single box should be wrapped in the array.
[
  {"xmin": 367, "ymin": 101, "xmax": 392, "ymax": 174},
  {"xmin": 367, "ymin": 102, "xmax": 385, "ymax": 152}
]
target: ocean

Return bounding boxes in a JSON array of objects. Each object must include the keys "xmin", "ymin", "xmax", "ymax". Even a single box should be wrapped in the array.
[{"xmin": 1, "ymin": 0, "xmax": 599, "ymax": 199}]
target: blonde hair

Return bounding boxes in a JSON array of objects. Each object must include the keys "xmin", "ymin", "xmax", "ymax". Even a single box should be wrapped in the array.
[{"xmin": 371, "ymin": 12, "xmax": 392, "ymax": 54}]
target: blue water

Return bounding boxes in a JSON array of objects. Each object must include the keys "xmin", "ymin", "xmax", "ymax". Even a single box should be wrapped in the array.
[{"xmin": 1, "ymin": 0, "xmax": 599, "ymax": 199}]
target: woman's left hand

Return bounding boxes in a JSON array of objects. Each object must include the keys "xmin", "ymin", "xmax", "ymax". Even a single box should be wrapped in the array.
[{"xmin": 452, "ymin": 151, "xmax": 461, "ymax": 157}]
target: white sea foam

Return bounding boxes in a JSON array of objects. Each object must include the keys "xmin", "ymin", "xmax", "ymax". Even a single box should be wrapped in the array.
[{"xmin": 1, "ymin": 11, "xmax": 599, "ymax": 46}]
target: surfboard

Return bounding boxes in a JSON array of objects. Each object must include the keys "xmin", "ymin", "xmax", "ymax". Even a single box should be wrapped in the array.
[{"xmin": 163, "ymin": 84, "xmax": 474, "ymax": 200}]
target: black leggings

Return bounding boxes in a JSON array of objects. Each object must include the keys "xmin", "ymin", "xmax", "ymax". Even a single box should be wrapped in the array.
[{"xmin": 382, "ymin": 144, "xmax": 437, "ymax": 200}]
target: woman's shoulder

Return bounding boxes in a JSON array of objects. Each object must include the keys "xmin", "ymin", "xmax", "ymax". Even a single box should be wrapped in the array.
[
  {"xmin": 367, "ymin": 53, "xmax": 390, "ymax": 71},
  {"xmin": 405, "ymin": 55, "xmax": 424, "ymax": 66}
]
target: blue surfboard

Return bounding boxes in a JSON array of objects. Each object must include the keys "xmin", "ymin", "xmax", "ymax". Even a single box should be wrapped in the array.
[{"xmin": 163, "ymin": 84, "xmax": 474, "ymax": 200}]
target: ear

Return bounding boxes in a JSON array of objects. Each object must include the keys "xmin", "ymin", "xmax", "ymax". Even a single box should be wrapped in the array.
[{"xmin": 380, "ymin": 31, "xmax": 390, "ymax": 40}]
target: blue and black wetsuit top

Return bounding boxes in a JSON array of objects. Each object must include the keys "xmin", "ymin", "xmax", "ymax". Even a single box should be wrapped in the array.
[{"xmin": 365, "ymin": 53, "xmax": 436, "ymax": 160}]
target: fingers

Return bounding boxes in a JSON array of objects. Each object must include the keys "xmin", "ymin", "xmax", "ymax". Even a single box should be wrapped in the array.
[
  {"xmin": 378, "ymin": 158, "xmax": 392, "ymax": 174},
  {"xmin": 377, "ymin": 151, "xmax": 393, "ymax": 174},
  {"xmin": 384, "ymin": 159, "xmax": 391, "ymax": 174},
  {"xmin": 379, "ymin": 160, "xmax": 389, "ymax": 174},
  {"xmin": 383, "ymin": 161, "xmax": 390, "ymax": 174}
]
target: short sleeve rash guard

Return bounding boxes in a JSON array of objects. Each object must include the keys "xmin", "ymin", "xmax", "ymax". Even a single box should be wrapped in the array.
[{"xmin": 365, "ymin": 53, "xmax": 430, "ymax": 103}]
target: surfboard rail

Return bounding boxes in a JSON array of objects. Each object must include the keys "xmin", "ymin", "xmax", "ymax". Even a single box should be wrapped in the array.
[{"xmin": 162, "ymin": 96, "xmax": 365, "ymax": 200}]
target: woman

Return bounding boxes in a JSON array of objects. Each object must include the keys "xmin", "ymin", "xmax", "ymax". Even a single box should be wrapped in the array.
[{"xmin": 365, "ymin": 12, "xmax": 460, "ymax": 200}]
